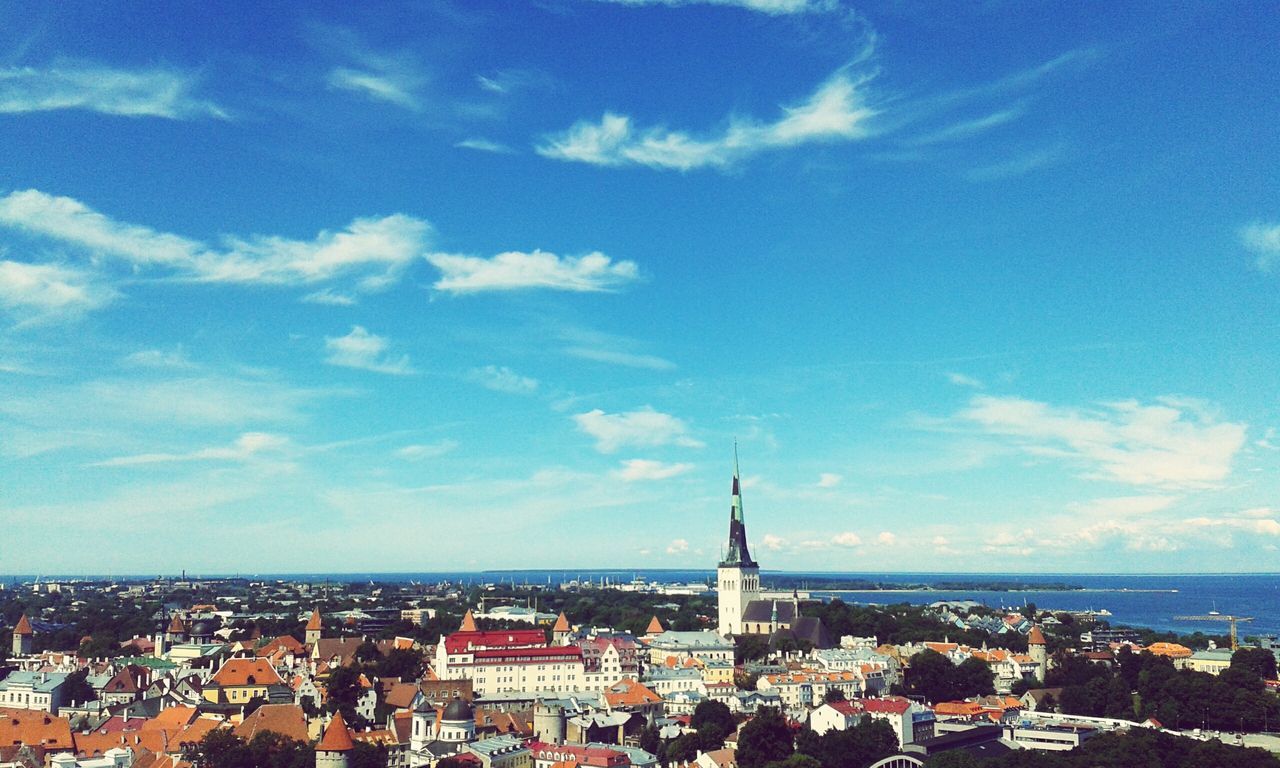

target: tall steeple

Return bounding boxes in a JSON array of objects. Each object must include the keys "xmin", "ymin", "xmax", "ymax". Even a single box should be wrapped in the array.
[{"xmin": 720, "ymin": 445, "xmax": 757, "ymax": 568}]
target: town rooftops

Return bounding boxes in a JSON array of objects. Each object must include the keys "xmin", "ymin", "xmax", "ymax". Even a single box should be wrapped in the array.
[
  {"xmin": 0, "ymin": 671, "xmax": 70, "ymax": 693},
  {"xmin": 0, "ymin": 708, "xmax": 73, "ymax": 749},
  {"xmin": 233, "ymin": 703, "xmax": 309, "ymax": 743}
]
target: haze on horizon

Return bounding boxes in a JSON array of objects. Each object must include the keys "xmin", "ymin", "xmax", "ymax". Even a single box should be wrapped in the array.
[{"xmin": 2, "ymin": 1, "xmax": 1279, "ymax": 574}]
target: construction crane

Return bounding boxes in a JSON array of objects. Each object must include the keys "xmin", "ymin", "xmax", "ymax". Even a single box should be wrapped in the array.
[{"xmin": 1173, "ymin": 613, "xmax": 1254, "ymax": 651}]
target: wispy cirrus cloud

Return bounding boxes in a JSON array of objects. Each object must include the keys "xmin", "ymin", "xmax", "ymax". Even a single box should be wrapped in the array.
[
  {"xmin": 574, "ymin": 407, "xmax": 703, "ymax": 453},
  {"xmin": 0, "ymin": 260, "xmax": 117, "ymax": 321},
  {"xmin": 469, "ymin": 365, "xmax": 538, "ymax": 394},
  {"xmin": 427, "ymin": 249, "xmax": 639, "ymax": 293},
  {"xmin": 0, "ymin": 189, "xmax": 431, "ymax": 292},
  {"xmin": 93, "ymin": 432, "xmax": 290, "ymax": 467},
  {"xmin": 0, "ymin": 61, "xmax": 226, "ymax": 119},
  {"xmin": 614, "ymin": 459, "xmax": 694, "ymax": 481},
  {"xmin": 455, "ymin": 138, "xmax": 515, "ymax": 154},
  {"xmin": 1241, "ymin": 222, "xmax": 1280, "ymax": 271},
  {"xmin": 324, "ymin": 326, "xmax": 415, "ymax": 375},
  {"xmin": 588, "ymin": 0, "xmax": 838, "ymax": 14},
  {"xmin": 955, "ymin": 394, "xmax": 1247, "ymax": 490},
  {"xmin": 538, "ymin": 71, "xmax": 878, "ymax": 171},
  {"xmin": 328, "ymin": 66, "xmax": 423, "ymax": 110}
]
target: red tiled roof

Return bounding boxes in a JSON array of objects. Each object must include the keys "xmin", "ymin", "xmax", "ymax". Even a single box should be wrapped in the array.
[
  {"xmin": 13, "ymin": 615, "xmax": 33, "ymax": 636},
  {"xmin": 306, "ymin": 610, "xmax": 323, "ymax": 632},
  {"xmin": 1027, "ymin": 626, "xmax": 1046, "ymax": 646},
  {"xmin": 317, "ymin": 713, "xmax": 354, "ymax": 752},
  {"xmin": 443, "ymin": 630, "xmax": 546, "ymax": 655}
]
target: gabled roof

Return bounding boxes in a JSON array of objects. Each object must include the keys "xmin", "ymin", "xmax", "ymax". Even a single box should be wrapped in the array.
[
  {"xmin": 13, "ymin": 615, "xmax": 33, "ymax": 636},
  {"xmin": 257, "ymin": 635, "xmax": 306, "ymax": 658},
  {"xmin": 0, "ymin": 708, "xmax": 73, "ymax": 750},
  {"xmin": 317, "ymin": 712, "xmax": 355, "ymax": 752},
  {"xmin": 209, "ymin": 658, "xmax": 284, "ymax": 688},
  {"xmin": 442, "ymin": 630, "xmax": 546, "ymax": 655},
  {"xmin": 233, "ymin": 704, "xmax": 308, "ymax": 743},
  {"xmin": 603, "ymin": 679, "xmax": 661, "ymax": 708}
]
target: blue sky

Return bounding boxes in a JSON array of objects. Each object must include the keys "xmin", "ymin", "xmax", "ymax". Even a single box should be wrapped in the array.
[{"xmin": 2, "ymin": 0, "xmax": 1279, "ymax": 574}]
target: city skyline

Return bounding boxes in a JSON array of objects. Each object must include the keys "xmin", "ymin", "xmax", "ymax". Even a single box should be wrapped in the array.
[{"xmin": 3, "ymin": 2, "xmax": 1280, "ymax": 574}]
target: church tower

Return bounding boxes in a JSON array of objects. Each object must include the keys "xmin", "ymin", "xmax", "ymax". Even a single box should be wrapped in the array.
[{"xmin": 717, "ymin": 452, "xmax": 760, "ymax": 637}]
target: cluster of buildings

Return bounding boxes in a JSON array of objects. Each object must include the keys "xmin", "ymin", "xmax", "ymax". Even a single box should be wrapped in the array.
[{"xmin": 3, "ymin": 463, "xmax": 1276, "ymax": 768}]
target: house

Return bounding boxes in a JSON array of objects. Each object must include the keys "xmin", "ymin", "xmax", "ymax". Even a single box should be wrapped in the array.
[
  {"xmin": 0, "ymin": 672, "xmax": 71, "ymax": 714},
  {"xmin": 1019, "ymin": 688, "xmax": 1063, "ymax": 713},
  {"xmin": 0, "ymin": 708, "xmax": 75, "ymax": 752},
  {"xmin": 203, "ymin": 658, "xmax": 285, "ymax": 705},
  {"xmin": 809, "ymin": 698, "xmax": 934, "ymax": 747}
]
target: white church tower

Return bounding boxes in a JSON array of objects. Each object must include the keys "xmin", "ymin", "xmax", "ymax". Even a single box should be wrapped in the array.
[{"xmin": 717, "ymin": 451, "xmax": 760, "ymax": 637}]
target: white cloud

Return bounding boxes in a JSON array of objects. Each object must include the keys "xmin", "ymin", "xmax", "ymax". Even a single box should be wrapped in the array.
[
  {"xmin": 324, "ymin": 326, "xmax": 415, "ymax": 375},
  {"xmin": 574, "ymin": 407, "xmax": 703, "ymax": 453},
  {"xmin": 537, "ymin": 71, "xmax": 877, "ymax": 171},
  {"xmin": 121, "ymin": 347, "xmax": 195, "ymax": 370},
  {"xmin": 957, "ymin": 394, "xmax": 1246, "ymax": 490},
  {"xmin": 876, "ymin": 531, "xmax": 897, "ymax": 545},
  {"xmin": 589, "ymin": 0, "xmax": 835, "ymax": 13},
  {"xmin": 761, "ymin": 533, "xmax": 786, "ymax": 551},
  {"xmin": 456, "ymin": 138, "xmax": 515, "ymax": 154},
  {"xmin": 563, "ymin": 347, "xmax": 676, "ymax": 370},
  {"xmin": 328, "ymin": 67, "xmax": 421, "ymax": 110},
  {"xmin": 615, "ymin": 459, "xmax": 694, "ymax": 481},
  {"xmin": 965, "ymin": 144, "xmax": 1064, "ymax": 181},
  {"xmin": 0, "ymin": 260, "xmax": 116, "ymax": 320},
  {"xmin": 666, "ymin": 538, "xmax": 690, "ymax": 555},
  {"xmin": 0, "ymin": 189, "xmax": 431, "ymax": 291},
  {"xmin": 817, "ymin": 472, "xmax": 842, "ymax": 488},
  {"xmin": 301, "ymin": 289, "xmax": 357, "ymax": 306},
  {"xmin": 946, "ymin": 372, "xmax": 983, "ymax": 388},
  {"xmin": 907, "ymin": 106, "xmax": 1025, "ymax": 146},
  {"xmin": 932, "ymin": 535, "xmax": 958, "ymax": 555},
  {"xmin": 427, "ymin": 249, "xmax": 639, "ymax": 293},
  {"xmin": 832, "ymin": 531, "xmax": 861, "ymax": 547},
  {"xmin": 93, "ymin": 432, "xmax": 289, "ymax": 467},
  {"xmin": 0, "ymin": 61, "xmax": 225, "ymax": 119},
  {"xmin": 469, "ymin": 365, "xmax": 538, "ymax": 394},
  {"xmin": 1241, "ymin": 222, "xmax": 1280, "ymax": 271},
  {"xmin": 395, "ymin": 440, "xmax": 459, "ymax": 461}
]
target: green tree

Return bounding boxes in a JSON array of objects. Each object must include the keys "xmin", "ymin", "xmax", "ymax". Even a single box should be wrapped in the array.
[
  {"xmin": 63, "ymin": 669, "xmax": 96, "ymax": 705},
  {"xmin": 666, "ymin": 732, "xmax": 703, "ymax": 763},
  {"xmin": 692, "ymin": 699, "xmax": 736, "ymax": 750},
  {"xmin": 925, "ymin": 751, "xmax": 983, "ymax": 768},
  {"xmin": 823, "ymin": 688, "xmax": 846, "ymax": 703},
  {"xmin": 737, "ymin": 708, "xmax": 794, "ymax": 768},
  {"xmin": 1231, "ymin": 648, "xmax": 1277, "ymax": 680},
  {"xmin": 763, "ymin": 755, "xmax": 821, "ymax": 768},
  {"xmin": 325, "ymin": 665, "xmax": 368, "ymax": 727},
  {"xmin": 349, "ymin": 742, "xmax": 388, "ymax": 768}
]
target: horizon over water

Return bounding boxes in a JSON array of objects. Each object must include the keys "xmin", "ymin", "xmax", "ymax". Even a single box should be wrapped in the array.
[{"xmin": 7, "ymin": 570, "xmax": 1279, "ymax": 638}]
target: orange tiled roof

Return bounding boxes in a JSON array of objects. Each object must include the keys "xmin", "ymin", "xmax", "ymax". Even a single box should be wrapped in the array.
[
  {"xmin": 1145, "ymin": 642, "xmax": 1193, "ymax": 659},
  {"xmin": 0, "ymin": 708, "xmax": 73, "ymax": 750},
  {"xmin": 646, "ymin": 616, "xmax": 664, "ymax": 635},
  {"xmin": 210, "ymin": 658, "xmax": 284, "ymax": 688},
  {"xmin": 13, "ymin": 615, "xmax": 33, "ymax": 636},
  {"xmin": 233, "ymin": 704, "xmax": 308, "ymax": 743},
  {"xmin": 553, "ymin": 613, "xmax": 570, "ymax": 633},
  {"xmin": 604, "ymin": 679, "xmax": 661, "ymax": 708},
  {"xmin": 460, "ymin": 610, "xmax": 478, "ymax": 632},
  {"xmin": 317, "ymin": 713, "xmax": 355, "ymax": 752},
  {"xmin": 306, "ymin": 610, "xmax": 323, "ymax": 632},
  {"xmin": 1027, "ymin": 625, "xmax": 1047, "ymax": 645}
]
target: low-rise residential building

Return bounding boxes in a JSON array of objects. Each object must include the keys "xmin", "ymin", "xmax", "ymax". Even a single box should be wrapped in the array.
[
  {"xmin": 0, "ymin": 672, "xmax": 71, "ymax": 714},
  {"xmin": 809, "ymin": 697, "xmax": 935, "ymax": 747}
]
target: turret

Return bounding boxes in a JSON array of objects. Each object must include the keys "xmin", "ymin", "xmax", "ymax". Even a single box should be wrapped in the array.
[
  {"xmin": 533, "ymin": 701, "xmax": 566, "ymax": 745},
  {"xmin": 12, "ymin": 614, "xmax": 33, "ymax": 656},
  {"xmin": 316, "ymin": 711, "xmax": 354, "ymax": 768},
  {"xmin": 306, "ymin": 608, "xmax": 323, "ymax": 647},
  {"xmin": 1027, "ymin": 625, "xmax": 1048, "ymax": 684},
  {"xmin": 552, "ymin": 612, "xmax": 571, "ymax": 646},
  {"xmin": 459, "ymin": 610, "xmax": 478, "ymax": 632}
]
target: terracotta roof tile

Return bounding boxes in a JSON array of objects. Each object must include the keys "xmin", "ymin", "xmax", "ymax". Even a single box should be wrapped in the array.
[{"xmin": 317, "ymin": 712, "xmax": 354, "ymax": 752}]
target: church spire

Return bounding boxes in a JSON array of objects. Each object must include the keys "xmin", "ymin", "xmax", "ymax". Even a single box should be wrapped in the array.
[{"xmin": 721, "ymin": 445, "xmax": 757, "ymax": 568}]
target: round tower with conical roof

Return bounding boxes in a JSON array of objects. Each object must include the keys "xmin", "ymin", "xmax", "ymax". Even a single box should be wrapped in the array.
[
  {"xmin": 552, "ymin": 612, "xmax": 570, "ymax": 646},
  {"xmin": 316, "ymin": 711, "xmax": 354, "ymax": 768},
  {"xmin": 1027, "ymin": 625, "xmax": 1048, "ymax": 684},
  {"xmin": 306, "ymin": 608, "xmax": 323, "ymax": 647},
  {"xmin": 12, "ymin": 614, "xmax": 33, "ymax": 656}
]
